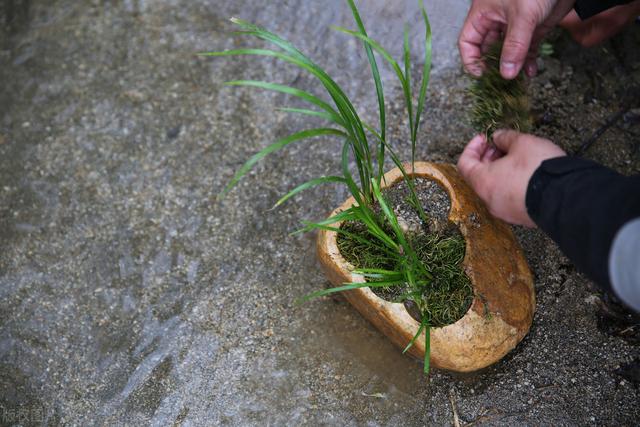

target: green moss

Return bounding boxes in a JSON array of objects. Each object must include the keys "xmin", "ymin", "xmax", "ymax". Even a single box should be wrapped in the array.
[
  {"xmin": 337, "ymin": 219, "xmax": 473, "ymax": 328},
  {"xmin": 469, "ymin": 43, "xmax": 532, "ymax": 137}
]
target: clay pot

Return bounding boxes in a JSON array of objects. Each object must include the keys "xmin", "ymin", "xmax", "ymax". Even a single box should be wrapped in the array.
[{"xmin": 316, "ymin": 162, "xmax": 535, "ymax": 372}]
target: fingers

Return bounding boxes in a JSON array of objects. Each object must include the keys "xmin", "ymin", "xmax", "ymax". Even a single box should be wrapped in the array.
[
  {"xmin": 458, "ymin": 135, "xmax": 487, "ymax": 168},
  {"xmin": 482, "ymin": 144, "xmax": 504, "ymax": 162},
  {"xmin": 459, "ymin": 11, "xmax": 503, "ymax": 76},
  {"xmin": 523, "ymin": 36, "xmax": 541, "ymax": 77},
  {"xmin": 457, "ymin": 134, "xmax": 489, "ymax": 189},
  {"xmin": 500, "ymin": 14, "xmax": 537, "ymax": 79},
  {"xmin": 481, "ymin": 29, "xmax": 501, "ymax": 54},
  {"xmin": 459, "ymin": 19, "xmax": 486, "ymax": 76},
  {"xmin": 491, "ymin": 129, "xmax": 520, "ymax": 153}
]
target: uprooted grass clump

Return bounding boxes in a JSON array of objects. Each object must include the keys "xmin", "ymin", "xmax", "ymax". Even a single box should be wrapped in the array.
[
  {"xmin": 469, "ymin": 42, "xmax": 532, "ymax": 137},
  {"xmin": 337, "ymin": 202, "xmax": 473, "ymax": 328}
]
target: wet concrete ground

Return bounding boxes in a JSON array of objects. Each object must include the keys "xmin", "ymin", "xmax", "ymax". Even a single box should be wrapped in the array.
[{"xmin": 1, "ymin": 0, "xmax": 640, "ymax": 425}]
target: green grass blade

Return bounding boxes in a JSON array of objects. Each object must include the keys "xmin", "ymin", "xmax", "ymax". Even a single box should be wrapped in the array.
[
  {"xmin": 370, "ymin": 178, "xmax": 432, "ymax": 281},
  {"xmin": 352, "ymin": 269, "xmax": 404, "ymax": 281},
  {"xmin": 351, "ymin": 205, "xmax": 398, "ymax": 250},
  {"xmin": 272, "ymin": 176, "xmax": 346, "ymax": 209},
  {"xmin": 292, "ymin": 209, "xmax": 357, "ymax": 235},
  {"xmin": 297, "ymin": 280, "xmax": 407, "ymax": 303},
  {"xmin": 341, "ymin": 147, "xmax": 396, "ymax": 249},
  {"xmin": 229, "ymin": 17, "xmax": 310, "ymax": 62},
  {"xmin": 332, "ymin": 27, "xmax": 406, "ymax": 88},
  {"xmin": 403, "ymin": 319, "xmax": 425, "ymax": 353},
  {"xmin": 403, "ymin": 24, "xmax": 415, "ymax": 164},
  {"xmin": 413, "ymin": 0, "xmax": 432, "ymax": 159},
  {"xmin": 345, "ymin": 0, "xmax": 386, "ymax": 183},
  {"xmin": 424, "ymin": 322, "xmax": 431, "ymax": 374},
  {"xmin": 362, "ymin": 122, "xmax": 431, "ymax": 258},
  {"xmin": 223, "ymin": 20, "xmax": 375, "ymax": 190},
  {"xmin": 220, "ymin": 128, "xmax": 347, "ymax": 198},
  {"xmin": 401, "ymin": 316, "xmax": 431, "ymax": 374},
  {"xmin": 277, "ymin": 108, "xmax": 343, "ymax": 126},
  {"xmin": 332, "ymin": 26, "xmax": 414, "ymax": 167},
  {"xmin": 225, "ymin": 80, "xmax": 343, "ymax": 125},
  {"xmin": 370, "ymin": 178, "xmax": 405, "ymax": 246},
  {"xmin": 301, "ymin": 222, "xmax": 399, "ymax": 257},
  {"xmin": 373, "ymin": 135, "xmax": 429, "ymax": 225},
  {"xmin": 341, "ymin": 139, "xmax": 365, "ymax": 207}
]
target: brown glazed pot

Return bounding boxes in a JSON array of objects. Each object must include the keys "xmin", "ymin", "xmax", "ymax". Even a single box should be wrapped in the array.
[{"xmin": 317, "ymin": 162, "xmax": 535, "ymax": 372}]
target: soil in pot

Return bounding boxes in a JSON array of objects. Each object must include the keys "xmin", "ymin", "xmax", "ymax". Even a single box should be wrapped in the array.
[{"xmin": 336, "ymin": 177, "xmax": 474, "ymax": 328}]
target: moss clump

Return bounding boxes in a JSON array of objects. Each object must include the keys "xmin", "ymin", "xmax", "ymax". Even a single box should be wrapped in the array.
[
  {"xmin": 337, "ymin": 219, "xmax": 473, "ymax": 328},
  {"xmin": 469, "ymin": 42, "xmax": 532, "ymax": 137}
]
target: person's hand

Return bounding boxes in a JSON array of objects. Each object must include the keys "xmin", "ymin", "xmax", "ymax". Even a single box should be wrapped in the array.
[
  {"xmin": 458, "ymin": 0, "xmax": 575, "ymax": 79},
  {"xmin": 457, "ymin": 130, "xmax": 567, "ymax": 227},
  {"xmin": 560, "ymin": 1, "xmax": 640, "ymax": 47}
]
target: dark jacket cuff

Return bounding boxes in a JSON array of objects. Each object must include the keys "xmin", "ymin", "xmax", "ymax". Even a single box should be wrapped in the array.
[
  {"xmin": 574, "ymin": 0, "xmax": 634, "ymax": 20},
  {"xmin": 525, "ymin": 156, "xmax": 624, "ymax": 292}
]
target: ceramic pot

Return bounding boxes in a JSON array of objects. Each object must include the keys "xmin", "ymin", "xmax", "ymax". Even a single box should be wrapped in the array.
[{"xmin": 316, "ymin": 162, "xmax": 535, "ymax": 372}]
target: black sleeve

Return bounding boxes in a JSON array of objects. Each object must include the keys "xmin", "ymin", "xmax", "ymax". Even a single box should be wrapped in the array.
[
  {"xmin": 525, "ymin": 156, "xmax": 640, "ymax": 293},
  {"xmin": 574, "ymin": 0, "xmax": 634, "ymax": 20}
]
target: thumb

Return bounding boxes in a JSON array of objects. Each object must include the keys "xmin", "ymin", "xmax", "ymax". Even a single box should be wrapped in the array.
[
  {"xmin": 457, "ymin": 134, "xmax": 488, "ymax": 186},
  {"xmin": 491, "ymin": 129, "xmax": 520, "ymax": 153},
  {"xmin": 500, "ymin": 13, "xmax": 536, "ymax": 79}
]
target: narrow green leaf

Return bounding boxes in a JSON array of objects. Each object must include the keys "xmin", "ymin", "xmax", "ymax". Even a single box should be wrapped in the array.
[
  {"xmin": 220, "ymin": 128, "xmax": 347, "ymax": 198},
  {"xmin": 370, "ymin": 179, "xmax": 404, "ymax": 245},
  {"xmin": 277, "ymin": 108, "xmax": 343, "ymax": 126},
  {"xmin": 225, "ymin": 80, "xmax": 343, "ymax": 125},
  {"xmin": 331, "ymin": 27, "xmax": 406, "ymax": 88},
  {"xmin": 341, "ymin": 140, "xmax": 365, "ymax": 207},
  {"xmin": 403, "ymin": 319, "xmax": 426, "ymax": 354},
  {"xmin": 353, "ymin": 269, "xmax": 404, "ymax": 281},
  {"xmin": 332, "ymin": 26, "xmax": 414, "ymax": 168},
  {"xmin": 413, "ymin": 0, "xmax": 433, "ymax": 160},
  {"xmin": 302, "ymin": 222, "xmax": 399, "ymax": 257},
  {"xmin": 272, "ymin": 176, "xmax": 346, "ymax": 209},
  {"xmin": 353, "ymin": 268, "xmax": 402, "ymax": 276},
  {"xmin": 402, "ymin": 316, "xmax": 431, "ymax": 374},
  {"xmin": 222, "ymin": 20, "xmax": 375, "ymax": 184},
  {"xmin": 292, "ymin": 208, "xmax": 357, "ymax": 235},
  {"xmin": 424, "ymin": 323, "xmax": 431, "ymax": 374},
  {"xmin": 345, "ymin": 0, "xmax": 386, "ymax": 183},
  {"xmin": 297, "ymin": 280, "xmax": 406, "ymax": 303},
  {"xmin": 403, "ymin": 24, "xmax": 415, "ymax": 164},
  {"xmin": 351, "ymin": 205, "xmax": 398, "ymax": 250},
  {"xmin": 229, "ymin": 17, "xmax": 310, "ymax": 63},
  {"xmin": 371, "ymin": 133, "xmax": 429, "ymax": 226}
]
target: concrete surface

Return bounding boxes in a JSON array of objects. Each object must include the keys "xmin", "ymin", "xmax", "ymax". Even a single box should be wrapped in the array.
[{"xmin": 1, "ymin": 0, "xmax": 639, "ymax": 425}]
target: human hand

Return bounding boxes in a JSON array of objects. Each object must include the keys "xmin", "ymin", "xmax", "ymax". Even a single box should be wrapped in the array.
[
  {"xmin": 560, "ymin": 1, "xmax": 640, "ymax": 47},
  {"xmin": 458, "ymin": 0, "xmax": 575, "ymax": 79},
  {"xmin": 457, "ymin": 130, "xmax": 567, "ymax": 227}
]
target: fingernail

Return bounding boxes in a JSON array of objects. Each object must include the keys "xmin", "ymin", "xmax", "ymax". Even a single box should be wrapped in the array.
[{"xmin": 501, "ymin": 62, "xmax": 517, "ymax": 79}]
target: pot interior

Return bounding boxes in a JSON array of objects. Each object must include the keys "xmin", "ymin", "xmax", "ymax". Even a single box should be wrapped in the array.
[{"xmin": 335, "ymin": 176, "xmax": 474, "ymax": 328}]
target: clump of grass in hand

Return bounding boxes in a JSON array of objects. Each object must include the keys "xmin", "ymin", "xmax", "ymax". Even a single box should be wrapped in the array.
[{"xmin": 469, "ymin": 42, "xmax": 532, "ymax": 138}]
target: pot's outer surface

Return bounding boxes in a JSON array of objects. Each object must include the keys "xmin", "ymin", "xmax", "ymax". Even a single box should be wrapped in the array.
[{"xmin": 316, "ymin": 162, "xmax": 535, "ymax": 372}]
